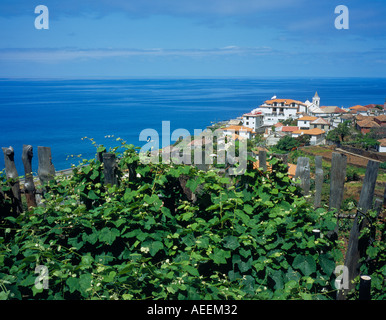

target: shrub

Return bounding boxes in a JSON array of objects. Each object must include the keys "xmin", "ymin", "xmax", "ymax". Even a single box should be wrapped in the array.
[{"xmin": 0, "ymin": 143, "xmax": 346, "ymax": 300}]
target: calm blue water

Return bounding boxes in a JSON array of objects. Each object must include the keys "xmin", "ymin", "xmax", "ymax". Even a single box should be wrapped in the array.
[{"xmin": 0, "ymin": 77, "xmax": 385, "ymax": 175}]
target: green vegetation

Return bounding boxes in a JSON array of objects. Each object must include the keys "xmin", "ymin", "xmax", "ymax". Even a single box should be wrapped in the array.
[
  {"xmin": 0, "ymin": 140, "xmax": 384, "ymax": 300},
  {"xmin": 326, "ymin": 121, "xmax": 351, "ymax": 143},
  {"xmin": 342, "ymin": 133, "xmax": 380, "ymax": 150},
  {"xmin": 272, "ymin": 135, "xmax": 310, "ymax": 154}
]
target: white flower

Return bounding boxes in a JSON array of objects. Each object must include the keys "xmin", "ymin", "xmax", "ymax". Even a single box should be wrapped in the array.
[{"xmin": 140, "ymin": 247, "xmax": 150, "ymax": 253}]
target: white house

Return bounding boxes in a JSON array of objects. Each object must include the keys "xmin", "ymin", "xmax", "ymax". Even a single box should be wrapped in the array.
[
  {"xmin": 242, "ymin": 111, "xmax": 264, "ymax": 131},
  {"xmin": 297, "ymin": 116, "xmax": 318, "ymax": 129},
  {"xmin": 304, "ymin": 92, "xmax": 321, "ymax": 114},
  {"xmin": 254, "ymin": 98, "xmax": 307, "ymax": 126},
  {"xmin": 220, "ymin": 125, "xmax": 255, "ymax": 140},
  {"xmin": 310, "ymin": 117, "xmax": 331, "ymax": 131},
  {"xmin": 377, "ymin": 138, "xmax": 386, "ymax": 153},
  {"xmin": 292, "ymin": 128, "xmax": 326, "ymax": 146},
  {"xmin": 309, "ymin": 106, "xmax": 347, "ymax": 119}
]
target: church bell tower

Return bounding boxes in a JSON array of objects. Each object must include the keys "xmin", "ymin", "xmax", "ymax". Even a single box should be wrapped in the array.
[{"xmin": 312, "ymin": 92, "xmax": 320, "ymax": 107}]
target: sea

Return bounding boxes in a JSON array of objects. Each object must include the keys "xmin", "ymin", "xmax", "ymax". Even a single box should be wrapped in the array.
[{"xmin": 0, "ymin": 77, "xmax": 385, "ymax": 175}]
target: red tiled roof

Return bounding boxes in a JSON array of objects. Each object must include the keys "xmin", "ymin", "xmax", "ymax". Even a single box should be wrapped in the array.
[
  {"xmin": 264, "ymin": 99, "xmax": 306, "ymax": 106},
  {"xmin": 292, "ymin": 128, "xmax": 325, "ymax": 136},
  {"xmin": 281, "ymin": 126, "xmax": 299, "ymax": 132},
  {"xmin": 243, "ymin": 111, "xmax": 263, "ymax": 117},
  {"xmin": 349, "ymin": 105, "xmax": 365, "ymax": 110},
  {"xmin": 356, "ymin": 120, "xmax": 380, "ymax": 128},
  {"xmin": 320, "ymin": 106, "xmax": 347, "ymax": 113},
  {"xmin": 221, "ymin": 125, "xmax": 254, "ymax": 133},
  {"xmin": 378, "ymin": 138, "xmax": 386, "ymax": 147},
  {"xmin": 298, "ymin": 116, "xmax": 318, "ymax": 121},
  {"xmin": 311, "ymin": 117, "xmax": 330, "ymax": 125},
  {"xmin": 375, "ymin": 115, "xmax": 386, "ymax": 122},
  {"xmin": 349, "ymin": 105, "xmax": 368, "ymax": 112}
]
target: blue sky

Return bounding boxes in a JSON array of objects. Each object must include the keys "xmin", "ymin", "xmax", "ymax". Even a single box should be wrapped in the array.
[{"xmin": 0, "ymin": 0, "xmax": 385, "ymax": 78}]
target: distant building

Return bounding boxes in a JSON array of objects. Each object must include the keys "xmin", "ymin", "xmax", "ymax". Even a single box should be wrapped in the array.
[
  {"xmin": 292, "ymin": 128, "xmax": 326, "ymax": 146},
  {"xmin": 309, "ymin": 106, "xmax": 347, "ymax": 118},
  {"xmin": 220, "ymin": 125, "xmax": 255, "ymax": 140},
  {"xmin": 310, "ymin": 117, "xmax": 331, "ymax": 131},
  {"xmin": 242, "ymin": 111, "xmax": 264, "ymax": 131},
  {"xmin": 349, "ymin": 105, "xmax": 368, "ymax": 115},
  {"xmin": 273, "ymin": 122, "xmax": 284, "ymax": 131},
  {"xmin": 377, "ymin": 138, "xmax": 386, "ymax": 152},
  {"xmin": 356, "ymin": 119, "xmax": 380, "ymax": 134},
  {"xmin": 340, "ymin": 113, "xmax": 355, "ymax": 123},
  {"xmin": 254, "ymin": 98, "xmax": 307, "ymax": 126},
  {"xmin": 228, "ymin": 119, "xmax": 243, "ymax": 126},
  {"xmin": 374, "ymin": 115, "xmax": 386, "ymax": 127},
  {"xmin": 305, "ymin": 92, "xmax": 322, "ymax": 114},
  {"xmin": 297, "ymin": 116, "xmax": 318, "ymax": 129},
  {"xmin": 281, "ymin": 126, "xmax": 300, "ymax": 135}
]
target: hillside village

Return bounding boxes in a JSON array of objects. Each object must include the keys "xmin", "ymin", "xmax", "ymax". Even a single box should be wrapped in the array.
[
  {"xmin": 164, "ymin": 92, "xmax": 386, "ymax": 178},
  {"xmin": 218, "ymin": 92, "xmax": 386, "ymax": 152}
]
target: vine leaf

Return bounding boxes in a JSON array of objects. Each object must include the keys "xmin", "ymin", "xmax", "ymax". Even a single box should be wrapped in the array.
[
  {"xmin": 292, "ymin": 255, "xmax": 316, "ymax": 276},
  {"xmin": 223, "ymin": 235, "xmax": 240, "ymax": 250},
  {"xmin": 319, "ymin": 254, "xmax": 335, "ymax": 275}
]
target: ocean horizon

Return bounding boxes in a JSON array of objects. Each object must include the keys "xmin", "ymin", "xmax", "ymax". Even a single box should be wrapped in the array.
[{"xmin": 1, "ymin": 77, "xmax": 385, "ymax": 175}]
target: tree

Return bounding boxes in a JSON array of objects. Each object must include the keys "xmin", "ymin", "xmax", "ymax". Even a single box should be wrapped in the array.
[
  {"xmin": 282, "ymin": 118, "xmax": 297, "ymax": 126},
  {"xmin": 326, "ymin": 121, "xmax": 351, "ymax": 143},
  {"xmin": 276, "ymin": 135, "xmax": 300, "ymax": 152},
  {"xmin": 295, "ymin": 134, "xmax": 311, "ymax": 147},
  {"xmin": 352, "ymin": 133, "xmax": 380, "ymax": 150}
]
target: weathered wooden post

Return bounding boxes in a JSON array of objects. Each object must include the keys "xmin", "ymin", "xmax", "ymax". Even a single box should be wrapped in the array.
[
  {"xmin": 312, "ymin": 229, "xmax": 321, "ymax": 239},
  {"xmin": 359, "ymin": 275, "xmax": 372, "ymax": 300},
  {"xmin": 2, "ymin": 146, "xmax": 23, "ymax": 214},
  {"xmin": 374, "ymin": 198, "xmax": 383, "ymax": 218},
  {"xmin": 382, "ymin": 183, "xmax": 386, "ymax": 219},
  {"xmin": 102, "ymin": 153, "xmax": 118, "ymax": 186},
  {"xmin": 314, "ymin": 156, "xmax": 323, "ymax": 208},
  {"xmin": 37, "ymin": 146, "xmax": 56, "ymax": 186},
  {"xmin": 22, "ymin": 145, "xmax": 37, "ymax": 208},
  {"xmin": 328, "ymin": 153, "xmax": 347, "ymax": 242},
  {"xmin": 295, "ymin": 157, "xmax": 310, "ymax": 195},
  {"xmin": 340, "ymin": 160, "xmax": 379, "ymax": 299},
  {"xmin": 329, "ymin": 153, "xmax": 347, "ymax": 212},
  {"xmin": 97, "ymin": 151, "xmax": 104, "ymax": 163},
  {"xmin": 258, "ymin": 150, "xmax": 267, "ymax": 172}
]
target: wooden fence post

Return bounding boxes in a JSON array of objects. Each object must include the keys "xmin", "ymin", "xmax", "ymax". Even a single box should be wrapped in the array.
[
  {"xmin": 38, "ymin": 146, "xmax": 56, "ymax": 186},
  {"xmin": 102, "ymin": 153, "xmax": 118, "ymax": 186},
  {"xmin": 329, "ymin": 152, "xmax": 347, "ymax": 212},
  {"xmin": 312, "ymin": 229, "xmax": 321, "ymax": 239},
  {"xmin": 383, "ymin": 183, "xmax": 386, "ymax": 219},
  {"xmin": 314, "ymin": 156, "xmax": 323, "ymax": 208},
  {"xmin": 97, "ymin": 149, "xmax": 105, "ymax": 163},
  {"xmin": 340, "ymin": 160, "xmax": 379, "ymax": 299},
  {"xmin": 2, "ymin": 146, "xmax": 23, "ymax": 214},
  {"xmin": 359, "ymin": 276, "xmax": 371, "ymax": 300},
  {"xmin": 258, "ymin": 150, "xmax": 267, "ymax": 172},
  {"xmin": 295, "ymin": 157, "xmax": 310, "ymax": 195},
  {"xmin": 22, "ymin": 145, "xmax": 37, "ymax": 209}
]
